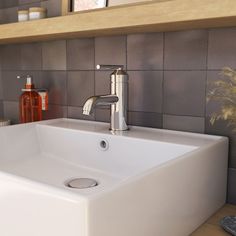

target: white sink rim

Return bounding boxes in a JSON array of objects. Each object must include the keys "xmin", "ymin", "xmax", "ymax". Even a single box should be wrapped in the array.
[{"xmin": 0, "ymin": 118, "xmax": 228, "ymax": 200}]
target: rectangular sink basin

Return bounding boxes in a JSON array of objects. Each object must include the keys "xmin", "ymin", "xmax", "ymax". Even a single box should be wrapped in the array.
[{"xmin": 0, "ymin": 118, "xmax": 228, "ymax": 236}]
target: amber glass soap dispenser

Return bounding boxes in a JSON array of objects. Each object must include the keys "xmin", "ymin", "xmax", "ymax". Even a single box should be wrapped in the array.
[{"xmin": 19, "ymin": 75, "xmax": 42, "ymax": 123}]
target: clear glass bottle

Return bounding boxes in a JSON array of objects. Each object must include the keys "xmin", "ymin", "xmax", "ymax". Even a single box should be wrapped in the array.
[{"xmin": 19, "ymin": 75, "xmax": 42, "ymax": 123}]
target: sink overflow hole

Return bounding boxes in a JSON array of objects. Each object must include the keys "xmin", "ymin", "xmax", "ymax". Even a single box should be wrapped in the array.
[
  {"xmin": 66, "ymin": 178, "xmax": 98, "ymax": 189},
  {"xmin": 99, "ymin": 139, "xmax": 109, "ymax": 151}
]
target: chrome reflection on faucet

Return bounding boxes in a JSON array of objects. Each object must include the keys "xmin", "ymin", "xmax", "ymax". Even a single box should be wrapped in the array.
[{"xmin": 83, "ymin": 64, "xmax": 129, "ymax": 131}]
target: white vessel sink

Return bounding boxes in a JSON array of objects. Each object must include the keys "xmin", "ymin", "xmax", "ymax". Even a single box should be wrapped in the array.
[{"xmin": 0, "ymin": 119, "xmax": 228, "ymax": 236}]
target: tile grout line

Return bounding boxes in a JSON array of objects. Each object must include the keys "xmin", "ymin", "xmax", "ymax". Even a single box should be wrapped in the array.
[
  {"xmin": 162, "ymin": 32, "xmax": 165, "ymax": 129},
  {"xmin": 94, "ymin": 37, "xmax": 96, "ymax": 121},
  {"xmin": 204, "ymin": 29, "xmax": 210, "ymax": 134},
  {"xmin": 0, "ymin": 69, "xmax": 226, "ymax": 72},
  {"xmin": 65, "ymin": 39, "xmax": 69, "ymax": 118},
  {"xmin": 126, "ymin": 34, "xmax": 128, "ymax": 122}
]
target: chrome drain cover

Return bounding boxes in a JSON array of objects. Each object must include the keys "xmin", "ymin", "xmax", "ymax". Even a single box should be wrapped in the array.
[{"xmin": 66, "ymin": 178, "xmax": 98, "ymax": 189}]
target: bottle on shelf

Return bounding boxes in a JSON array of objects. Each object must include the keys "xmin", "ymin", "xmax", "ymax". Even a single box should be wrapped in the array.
[{"xmin": 19, "ymin": 75, "xmax": 42, "ymax": 123}]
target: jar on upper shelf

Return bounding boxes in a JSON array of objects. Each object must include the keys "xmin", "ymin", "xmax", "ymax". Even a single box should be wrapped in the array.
[
  {"xmin": 29, "ymin": 7, "xmax": 47, "ymax": 20},
  {"xmin": 18, "ymin": 10, "xmax": 29, "ymax": 22}
]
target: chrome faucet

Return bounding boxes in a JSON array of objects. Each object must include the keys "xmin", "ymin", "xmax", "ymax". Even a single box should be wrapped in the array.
[{"xmin": 83, "ymin": 64, "xmax": 129, "ymax": 131}]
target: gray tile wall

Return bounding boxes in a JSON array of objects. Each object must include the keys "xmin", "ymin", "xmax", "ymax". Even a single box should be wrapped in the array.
[
  {"xmin": 0, "ymin": 1, "xmax": 235, "ymax": 204},
  {"xmin": 228, "ymin": 168, "xmax": 236, "ymax": 204},
  {"xmin": 0, "ymin": 101, "xmax": 3, "ymax": 118}
]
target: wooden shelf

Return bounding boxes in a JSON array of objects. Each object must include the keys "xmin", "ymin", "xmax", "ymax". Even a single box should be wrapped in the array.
[{"xmin": 1, "ymin": 0, "xmax": 236, "ymax": 44}]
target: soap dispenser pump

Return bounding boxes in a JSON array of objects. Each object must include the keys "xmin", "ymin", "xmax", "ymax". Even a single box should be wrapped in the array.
[{"xmin": 19, "ymin": 75, "xmax": 42, "ymax": 123}]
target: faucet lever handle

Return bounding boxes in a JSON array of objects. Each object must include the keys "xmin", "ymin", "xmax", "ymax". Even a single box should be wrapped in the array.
[{"xmin": 96, "ymin": 64, "xmax": 124, "ymax": 70}]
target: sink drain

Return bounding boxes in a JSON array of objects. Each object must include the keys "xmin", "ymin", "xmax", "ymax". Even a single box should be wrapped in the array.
[{"xmin": 66, "ymin": 178, "xmax": 98, "ymax": 189}]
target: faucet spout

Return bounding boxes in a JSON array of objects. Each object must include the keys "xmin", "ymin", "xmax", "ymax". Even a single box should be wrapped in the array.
[
  {"xmin": 83, "ymin": 95, "xmax": 118, "ymax": 116},
  {"xmin": 82, "ymin": 64, "xmax": 128, "ymax": 131}
]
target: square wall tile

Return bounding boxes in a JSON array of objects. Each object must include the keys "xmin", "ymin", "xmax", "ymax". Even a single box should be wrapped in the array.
[
  {"xmin": 95, "ymin": 36, "xmax": 126, "ymax": 67},
  {"xmin": 127, "ymin": 33, "xmax": 163, "ymax": 70},
  {"xmin": 1, "ymin": 7, "xmax": 18, "ymax": 24},
  {"xmin": 229, "ymin": 137, "xmax": 236, "ymax": 168},
  {"xmin": 128, "ymin": 111, "xmax": 162, "ymax": 128},
  {"xmin": 95, "ymin": 71, "xmax": 111, "ymax": 95},
  {"xmin": 0, "ymin": 101, "xmax": 3, "ymax": 118},
  {"xmin": 1, "ymin": 44, "xmax": 21, "ymax": 70},
  {"xmin": 42, "ymin": 40, "xmax": 66, "ymax": 70},
  {"xmin": 19, "ymin": 0, "xmax": 41, "ymax": 5},
  {"xmin": 163, "ymin": 71, "xmax": 206, "ymax": 116},
  {"xmin": 21, "ymin": 43, "xmax": 42, "ymax": 70},
  {"xmin": 206, "ymin": 70, "xmax": 223, "ymax": 116},
  {"xmin": 41, "ymin": 71, "xmax": 67, "ymax": 105},
  {"xmin": 163, "ymin": 114, "xmax": 205, "ymax": 133},
  {"xmin": 227, "ymin": 168, "xmax": 236, "ymax": 204},
  {"xmin": 18, "ymin": 2, "xmax": 41, "ymax": 9},
  {"xmin": 43, "ymin": 105, "xmax": 67, "ymax": 120},
  {"xmin": 95, "ymin": 108, "xmax": 110, "ymax": 123},
  {"xmin": 1, "ymin": 0, "xmax": 18, "ymax": 8},
  {"xmin": 2, "ymin": 71, "xmax": 42, "ymax": 101},
  {"xmin": 128, "ymin": 71, "xmax": 163, "ymax": 113},
  {"xmin": 230, "ymin": 156, "xmax": 236, "ymax": 169},
  {"xmin": 0, "ymin": 72, "xmax": 3, "ymax": 100},
  {"xmin": 208, "ymin": 27, "xmax": 236, "ymax": 69},
  {"xmin": 67, "ymin": 38, "xmax": 95, "ymax": 70},
  {"xmin": 41, "ymin": 0, "xmax": 62, "ymax": 17},
  {"xmin": 67, "ymin": 71, "xmax": 94, "ymax": 107},
  {"xmin": 164, "ymin": 30, "xmax": 208, "ymax": 70},
  {"xmin": 3, "ymin": 101, "xmax": 19, "ymax": 124},
  {"xmin": 0, "ymin": 9, "xmax": 3, "ymax": 23},
  {"xmin": 68, "ymin": 106, "xmax": 95, "ymax": 121},
  {"xmin": 0, "ymin": 46, "xmax": 2, "ymax": 70}
]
